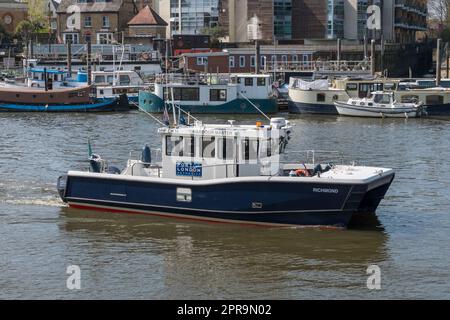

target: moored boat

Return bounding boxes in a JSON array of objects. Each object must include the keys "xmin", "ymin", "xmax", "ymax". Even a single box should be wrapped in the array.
[
  {"xmin": 57, "ymin": 118, "xmax": 395, "ymax": 228},
  {"xmin": 0, "ymin": 85, "xmax": 128, "ymax": 112},
  {"xmin": 334, "ymin": 92, "xmax": 423, "ymax": 118},
  {"xmin": 139, "ymin": 74, "xmax": 278, "ymax": 114}
]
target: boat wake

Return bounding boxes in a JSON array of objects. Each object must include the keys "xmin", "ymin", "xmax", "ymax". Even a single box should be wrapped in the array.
[{"xmin": 0, "ymin": 180, "xmax": 66, "ymax": 208}]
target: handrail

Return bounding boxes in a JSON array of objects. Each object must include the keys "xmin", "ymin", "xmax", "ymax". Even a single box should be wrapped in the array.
[{"xmin": 238, "ymin": 91, "xmax": 271, "ymax": 121}]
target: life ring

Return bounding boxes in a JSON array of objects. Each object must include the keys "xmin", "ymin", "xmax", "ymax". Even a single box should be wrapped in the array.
[{"xmin": 295, "ymin": 169, "xmax": 310, "ymax": 177}]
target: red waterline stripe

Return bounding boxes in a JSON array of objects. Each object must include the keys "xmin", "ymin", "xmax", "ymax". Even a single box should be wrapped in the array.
[{"xmin": 68, "ymin": 203, "xmax": 343, "ymax": 231}]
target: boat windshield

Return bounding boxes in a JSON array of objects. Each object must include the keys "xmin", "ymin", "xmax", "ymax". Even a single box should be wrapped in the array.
[{"xmin": 373, "ymin": 94, "xmax": 391, "ymax": 104}]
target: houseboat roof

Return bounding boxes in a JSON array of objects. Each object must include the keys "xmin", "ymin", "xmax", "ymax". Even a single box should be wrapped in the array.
[{"xmin": 30, "ymin": 68, "xmax": 67, "ymax": 74}]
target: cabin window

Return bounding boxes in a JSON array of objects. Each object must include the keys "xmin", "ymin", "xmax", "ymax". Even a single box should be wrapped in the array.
[
  {"xmin": 94, "ymin": 75, "xmax": 105, "ymax": 83},
  {"xmin": 401, "ymin": 95, "xmax": 419, "ymax": 103},
  {"xmin": 218, "ymin": 138, "xmax": 235, "ymax": 160},
  {"xmin": 359, "ymin": 83, "xmax": 383, "ymax": 98},
  {"xmin": 202, "ymin": 137, "xmax": 215, "ymax": 158},
  {"xmin": 261, "ymin": 139, "xmax": 272, "ymax": 158},
  {"xmin": 119, "ymin": 75, "xmax": 130, "ymax": 85},
  {"xmin": 426, "ymin": 95, "xmax": 444, "ymax": 105},
  {"xmin": 241, "ymin": 138, "xmax": 259, "ymax": 162},
  {"xmin": 210, "ymin": 89, "xmax": 227, "ymax": 101},
  {"xmin": 317, "ymin": 93, "xmax": 326, "ymax": 102},
  {"xmin": 32, "ymin": 95, "xmax": 37, "ymax": 98},
  {"xmin": 384, "ymin": 83, "xmax": 397, "ymax": 91},
  {"xmin": 257, "ymin": 77, "xmax": 266, "ymax": 86},
  {"xmin": 373, "ymin": 94, "xmax": 391, "ymax": 104},
  {"xmin": 107, "ymin": 75, "xmax": 114, "ymax": 84},
  {"xmin": 333, "ymin": 95, "xmax": 339, "ymax": 101},
  {"xmin": 245, "ymin": 78, "xmax": 254, "ymax": 87},
  {"xmin": 346, "ymin": 83, "xmax": 358, "ymax": 91},
  {"xmin": 183, "ymin": 136, "xmax": 195, "ymax": 157},
  {"xmin": 166, "ymin": 136, "xmax": 184, "ymax": 157},
  {"xmin": 181, "ymin": 88, "xmax": 200, "ymax": 101},
  {"xmin": 165, "ymin": 88, "xmax": 200, "ymax": 101},
  {"xmin": 99, "ymin": 89, "xmax": 104, "ymax": 95}
]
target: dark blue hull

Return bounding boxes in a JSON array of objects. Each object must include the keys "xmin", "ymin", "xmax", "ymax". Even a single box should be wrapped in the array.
[
  {"xmin": 60, "ymin": 173, "xmax": 395, "ymax": 228},
  {"xmin": 0, "ymin": 98, "xmax": 128, "ymax": 112},
  {"xmin": 424, "ymin": 103, "xmax": 450, "ymax": 116},
  {"xmin": 288, "ymin": 101, "xmax": 338, "ymax": 115}
]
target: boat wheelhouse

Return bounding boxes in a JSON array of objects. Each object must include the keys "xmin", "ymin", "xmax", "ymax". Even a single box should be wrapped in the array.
[
  {"xmin": 139, "ymin": 74, "xmax": 278, "ymax": 114},
  {"xmin": 58, "ymin": 117, "xmax": 395, "ymax": 228},
  {"xmin": 92, "ymin": 70, "xmax": 145, "ymax": 103}
]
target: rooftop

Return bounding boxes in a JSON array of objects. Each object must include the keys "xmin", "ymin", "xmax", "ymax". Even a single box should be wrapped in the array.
[{"xmin": 127, "ymin": 5, "xmax": 168, "ymax": 26}]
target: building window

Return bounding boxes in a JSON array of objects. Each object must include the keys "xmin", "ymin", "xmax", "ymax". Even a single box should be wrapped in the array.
[
  {"xmin": 196, "ymin": 57, "xmax": 208, "ymax": 66},
  {"xmin": 97, "ymin": 33, "xmax": 113, "ymax": 44},
  {"xmin": 64, "ymin": 33, "xmax": 79, "ymax": 44},
  {"xmin": 210, "ymin": 89, "xmax": 227, "ymax": 102},
  {"xmin": 250, "ymin": 56, "xmax": 256, "ymax": 68},
  {"xmin": 84, "ymin": 16, "xmax": 92, "ymax": 27},
  {"xmin": 260, "ymin": 56, "xmax": 267, "ymax": 69},
  {"xmin": 102, "ymin": 16, "xmax": 110, "ymax": 28},
  {"xmin": 239, "ymin": 56, "xmax": 245, "ymax": 68},
  {"xmin": 229, "ymin": 56, "xmax": 235, "ymax": 68},
  {"xmin": 292, "ymin": 55, "xmax": 298, "ymax": 63}
]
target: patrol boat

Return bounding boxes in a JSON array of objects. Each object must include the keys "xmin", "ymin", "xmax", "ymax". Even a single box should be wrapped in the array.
[{"xmin": 57, "ymin": 118, "xmax": 395, "ymax": 228}]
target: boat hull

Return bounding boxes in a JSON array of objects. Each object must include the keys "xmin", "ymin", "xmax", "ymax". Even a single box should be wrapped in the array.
[
  {"xmin": 288, "ymin": 100, "xmax": 338, "ymax": 115},
  {"xmin": 334, "ymin": 102, "xmax": 419, "ymax": 118},
  {"xmin": 59, "ymin": 172, "xmax": 395, "ymax": 228},
  {"xmin": 139, "ymin": 91, "xmax": 278, "ymax": 114},
  {"xmin": 0, "ymin": 98, "xmax": 127, "ymax": 112}
]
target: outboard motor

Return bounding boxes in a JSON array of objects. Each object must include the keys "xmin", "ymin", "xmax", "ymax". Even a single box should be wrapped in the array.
[
  {"xmin": 141, "ymin": 144, "xmax": 151, "ymax": 168},
  {"xmin": 89, "ymin": 154, "xmax": 104, "ymax": 173},
  {"xmin": 57, "ymin": 175, "xmax": 68, "ymax": 202}
]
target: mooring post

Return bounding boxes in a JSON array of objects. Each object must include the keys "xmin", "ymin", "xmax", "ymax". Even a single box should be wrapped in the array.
[
  {"xmin": 87, "ymin": 40, "xmax": 92, "ymax": 86},
  {"xmin": 437, "ymin": 38, "xmax": 442, "ymax": 87},
  {"xmin": 371, "ymin": 39, "xmax": 376, "ymax": 76},
  {"xmin": 67, "ymin": 40, "xmax": 72, "ymax": 78},
  {"xmin": 337, "ymin": 38, "xmax": 341, "ymax": 71}
]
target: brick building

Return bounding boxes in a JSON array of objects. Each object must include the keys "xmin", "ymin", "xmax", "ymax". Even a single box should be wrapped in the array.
[
  {"xmin": 0, "ymin": 0, "xmax": 28, "ymax": 34},
  {"xmin": 56, "ymin": 0, "xmax": 153, "ymax": 44},
  {"xmin": 180, "ymin": 46, "xmax": 314, "ymax": 74},
  {"xmin": 126, "ymin": 4, "xmax": 167, "ymax": 43}
]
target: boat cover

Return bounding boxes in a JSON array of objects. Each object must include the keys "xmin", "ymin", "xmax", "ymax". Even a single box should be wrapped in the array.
[{"xmin": 289, "ymin": 78, "xmax": 329, "ymax": 90}]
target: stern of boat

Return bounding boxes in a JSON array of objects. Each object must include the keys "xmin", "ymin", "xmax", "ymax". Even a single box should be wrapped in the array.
[{"xmin": 57, "ymin": 175, "xmax": 68, "ymax": 203}]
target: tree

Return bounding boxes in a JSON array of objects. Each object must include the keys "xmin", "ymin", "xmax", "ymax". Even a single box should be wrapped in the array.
[
  {"xmin": 429, "ymin": 0, "xmax": 450, "ymax": 25},
  {"xmin": 27, "ymin": 0, "xmax": 49, "ymax": 30},
  {"xmin": 0, "ymin": 24, "xmax": 13, "ymax": 46},
  {"xmin": 14, "ymin": 20, "xmax": 35, "ymax": 45}
]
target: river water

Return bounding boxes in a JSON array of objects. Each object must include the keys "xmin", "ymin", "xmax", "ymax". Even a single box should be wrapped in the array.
[{"xmin": 0, "ymin": 112, "xmax": 449, "ymax": 299}]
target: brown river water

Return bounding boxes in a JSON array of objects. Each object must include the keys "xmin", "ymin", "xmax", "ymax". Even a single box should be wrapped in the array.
[{"xmin": 0, "ymin": 112, "xmax": 449, "ymax": 299}]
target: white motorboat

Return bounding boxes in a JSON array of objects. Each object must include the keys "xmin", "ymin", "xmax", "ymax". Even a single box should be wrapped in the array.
[{"xmin": 334, "ymin": 92, "xmax": 423, "ymax": 118}]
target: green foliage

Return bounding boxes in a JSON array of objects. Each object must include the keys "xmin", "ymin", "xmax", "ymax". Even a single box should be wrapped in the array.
[
  {"xmin": 27, "ymin": 0, "xmax": 49, "ymax": 30},
  {"xmin": 0, "ymin": 24, "xmax": 13, "ymax": 45},
  {"xmin": 14, "ymin": 20, "xmax": 35, "ymax": 42}
]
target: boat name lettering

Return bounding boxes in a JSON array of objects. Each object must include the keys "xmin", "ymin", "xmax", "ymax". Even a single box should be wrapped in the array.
[
  {"xmin": 176, "ymin": 162, "xmax": 203, "ymax": 177},
  {"xmin": 313, "ymin": 188, "xmax": 339, "ymax": 194}
]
